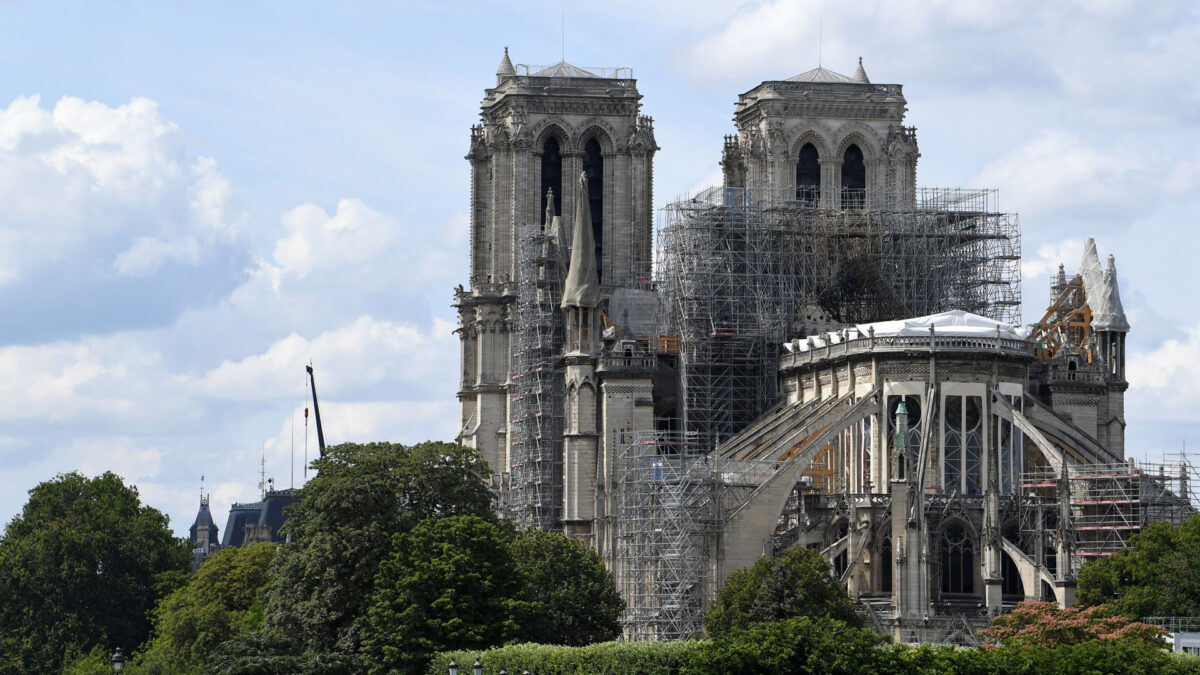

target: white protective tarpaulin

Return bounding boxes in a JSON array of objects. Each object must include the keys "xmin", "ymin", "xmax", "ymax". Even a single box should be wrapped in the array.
[{"xmin": 784, "ymin": 310, "xmax": 1024, "ymax": 353}]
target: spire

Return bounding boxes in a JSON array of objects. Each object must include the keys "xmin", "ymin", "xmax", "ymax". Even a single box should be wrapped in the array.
[
  {"xmin": 496, "ymin": 46, "xmax": 516, "ymax": 84},
  {"xmin": 853, "ymin": 56, "xmax": 870, "ymax": 84},
  {"xmin": 561, "ymin": 171, "xmax": 600, "ymax": 309}
]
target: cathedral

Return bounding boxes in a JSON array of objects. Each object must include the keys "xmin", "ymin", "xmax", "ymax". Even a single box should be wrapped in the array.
[{"xmin": 453, "ymin": 49, "xmax": 1188, "ymax": 644}]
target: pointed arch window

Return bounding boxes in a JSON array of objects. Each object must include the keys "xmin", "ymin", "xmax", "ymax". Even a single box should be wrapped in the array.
[
  {"xmin": 541, "ymin": 136, "xmax": 563, "ymax": 228},
  {"xmin": 943, "ymin": 395, "xmax": 983, "ymax": 494},
  {"xmin": 940, "ymin": 523, "xmax": 975, "ymax": 594},
  {"xmin": 842, "ymin": 144, "xmax": 865, "ymax": 208},
  {"xmin": 583, "ymin": 138, "xmax": 604, "ymax": 282},
  {"xmin": 796, "ymin": 142, "xmax": 820, "ymax": 205}
]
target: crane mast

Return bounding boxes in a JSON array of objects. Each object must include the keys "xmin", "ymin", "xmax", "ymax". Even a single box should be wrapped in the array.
[{"xmin": 305, "ymin": 364, "xmax": 327, "ymax": 457}]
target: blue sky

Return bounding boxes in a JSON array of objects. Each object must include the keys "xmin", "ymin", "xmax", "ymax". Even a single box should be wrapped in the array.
[{"xmin": 1, "ymin": 0, "xmax": 1198, "ymax": 536}]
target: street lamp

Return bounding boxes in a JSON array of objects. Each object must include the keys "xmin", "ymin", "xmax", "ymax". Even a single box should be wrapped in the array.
[
  {"xmin": 110, "ymin": 648, "xmax": 126, "ymax": 672},
  {"xmin": 473, "ymin": 659, "xmax": 483, "ymax": 675},
  {"xmin": 448, "ymin": 660, "xmax": 458, "ymax": 675}
]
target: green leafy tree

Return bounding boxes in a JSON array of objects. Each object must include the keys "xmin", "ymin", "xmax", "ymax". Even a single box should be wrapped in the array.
[
  {"xmin": 137, "ymin": 542, "xmax": 278, "ymax": 672},
  {"xmin": 510, "ymin": 529, "xmax": 624, "ymax": 646},
  {"xmin": 1077, "ymin": 514, "xmax": 1200, "ymax": 618},
  {"xmin": 0, "ymin": 472, "xmax": 190, "ymax": 673},
  {"xmin": 704, "ymin": 546, "xmax": 860, "ymax": 638},
  {"xmin": 683, "ymin": 617, "xmax": 888, "ymax": 675},
  {"xmin": 360, "ymin": 515, "xmax": 536, "ymax": 675},
  {"xmin": 205, "ymin": 630, "xmax": 361, "ymax": 675},
  {"xmin": 263, "ymin": 441, "xmax": 494, "ymax": 653}
]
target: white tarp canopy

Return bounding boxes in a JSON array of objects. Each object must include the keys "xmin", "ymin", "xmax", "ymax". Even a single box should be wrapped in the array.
[
  {"xmin": 784, "ymin": 310, "xmax": 1024, "ymax": 353},
  {"xmin": 856, "ymin": 309, "xmax": 1024, "ymax": 339},
  {"xmin": 1080, "ymin": 238, "xmax": 1130, "ymax": 332}
]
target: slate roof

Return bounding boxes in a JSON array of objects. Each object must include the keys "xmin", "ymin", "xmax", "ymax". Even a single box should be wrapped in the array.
[{"xmin": 532, "ymin": 61, "xmax": 599, "ymax": 78}]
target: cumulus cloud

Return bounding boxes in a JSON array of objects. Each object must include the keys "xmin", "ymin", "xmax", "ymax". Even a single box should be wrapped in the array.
[
  {"xmin": 193, "ymin": 315, "xmax": 457, "ymax": 401},
  {"xmin": 1022, "ymin": 237, "xmax": 1085, "ymax": 283},
  {"xmin": 1127, "ymin": 321, "xmax": 1200, "ymax": 423},
  {"xmin": 971, "ymin": 131, "xmax": 1154, "ymax": 223},
  {"xmin": 271, "ymin": 199, "xmax": 401, "ymax": 283},
  {"xmin": 0, "ymin": 95, "xmax": 245, "ymax": 321}
]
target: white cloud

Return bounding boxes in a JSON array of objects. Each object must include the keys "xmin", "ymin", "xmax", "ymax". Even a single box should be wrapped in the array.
[
  {"xmin": 113, "ymin": 236, "xmax": 203, "ymax": 276},
  {"xmin": 1022, "ymin": 237, "xmax": 1084, "ymax": 283},
  {"xmin": 0, "ymin": 335, "xmax": 178, "ymax": 423},
  {"xmin": 271, "ymin": 198, "xmax": 400, "ymax": 282},
  {"xmin": 193, "ymin": 315, "xmax": 457, "ymax": 401},
  {"xmin": 59, "ymin": 436, "xmax": 165, "ymax": 482},
  {"xmin": 1127, "ymin": 321, "xmax": 1200, "ymax": 423},
  {"xmin": 0, "ymin": 95, "xmax": 243, "ymax": 287},
  {"xmin": 971, "ymin": 130, "xmax": 1153, "ymax": 222}
]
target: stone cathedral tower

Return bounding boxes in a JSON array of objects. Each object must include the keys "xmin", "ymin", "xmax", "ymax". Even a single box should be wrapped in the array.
[
  {"xmin": 454, "ymin": 48, "xmax": 657, "ymax": 508},
  {"xmin": 721, "ymin": 59, "xmax": 919, "ymax": 209}
]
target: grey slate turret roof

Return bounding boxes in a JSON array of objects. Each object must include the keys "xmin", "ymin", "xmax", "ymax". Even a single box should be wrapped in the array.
[
  {"xmin": 496, "ymin": 47, "xmax": 516, "ymax": 78},
  {"xmin": 189, "ymin": 496, "xmax": 219, "ymax": 544},
  {"xmin": 852, "ymin": 57, "xmax": 870, "ymax": 83}
]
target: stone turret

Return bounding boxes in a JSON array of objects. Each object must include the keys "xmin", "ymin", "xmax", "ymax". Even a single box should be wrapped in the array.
[{"xmin": 496, "ymin": 46, "xmax": 515, "ymax": 85}]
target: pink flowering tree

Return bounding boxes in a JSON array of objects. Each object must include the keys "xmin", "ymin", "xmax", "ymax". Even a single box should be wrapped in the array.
[{"xmin": 979, "ymin": 601, "xmax": 1166, "ymax": 649}]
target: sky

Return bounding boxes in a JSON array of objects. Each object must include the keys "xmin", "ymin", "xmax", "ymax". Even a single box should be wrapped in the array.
[{"xmin": 1, "ymin": 0, "xmax": 1198, "ymax": 537}]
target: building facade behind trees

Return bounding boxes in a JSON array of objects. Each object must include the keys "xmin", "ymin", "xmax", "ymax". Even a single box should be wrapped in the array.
[{"xmin": 453, "ymin": 49, "xmax": 1194, "ymax": 645}]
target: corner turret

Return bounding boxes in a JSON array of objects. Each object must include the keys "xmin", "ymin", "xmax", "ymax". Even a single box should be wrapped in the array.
[{"xmin": 496, "ymin": 46, "xmax": 516, "ymax": 85}]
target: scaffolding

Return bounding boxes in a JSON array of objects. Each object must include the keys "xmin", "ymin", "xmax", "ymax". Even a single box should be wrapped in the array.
[
  {"xmin": 1071, "ymin": 460, "xmax": 1197, "ymax": 561},
  {"xmin": 1020, "ymin": 458, "xmax": 1199, "ymax": 569},
  {"xmin": 506, "ymin": 230, "xmax": 566, "ymax": 531},
  {"xmin": 615, "ymin": 428, "xmax": 778, "ymax": 641},
  {"xmin": 657, "ymin": 186, "xmax": 1021, "ymax": 447},
  {"xmin": 616, "ymin": 430, "xmax": 716, "ymax": 641}
]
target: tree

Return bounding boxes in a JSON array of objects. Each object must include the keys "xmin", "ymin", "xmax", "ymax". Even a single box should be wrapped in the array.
[
  {"xmin": 704, "ymin": 546, "xmax": 860, "ymax": 638},
  {"xmin": 0, "ymin": 472, "xmax": 191, "ymax": 673},
  {"xmin": 979, "ymin": 601, "xmax": 1166, "ymax": 649},
  {"xmin": 1077, "ymin": 514, "xmax": 1200, "ymax": 618},
  {"xmin": 359, "ymin": 516, "xmax": 536, "ymax": 675},
  {"xmin": 684, "ymin": 617, "xmax": 889, "ymax": 675},
  {"xmin": 510, "ymin": 529, "xmax": 624, "ymax": 646},
  {"xmin": 263, "ymin": 441, "xmax": 494, "ymax": 653},
  {"xmin": 137, "ymin": 542, "xmax": 279, "ymax": 672}
]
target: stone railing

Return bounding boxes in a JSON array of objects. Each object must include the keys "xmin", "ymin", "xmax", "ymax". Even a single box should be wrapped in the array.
[
  {"xmin": 781, "ymin": 330, "xmax": 1034, "ymax": 370},
  {"xmin": 597, "ymin": 353, "xmax": 656, "ymax": 372}
]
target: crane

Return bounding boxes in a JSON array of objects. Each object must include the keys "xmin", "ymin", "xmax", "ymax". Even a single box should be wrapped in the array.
[{"xmin": 305, "ymin": 364, "xmax": 327, "ymax": 457}]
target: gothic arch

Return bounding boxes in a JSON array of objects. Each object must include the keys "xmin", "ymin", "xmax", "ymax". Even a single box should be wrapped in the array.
[
  {"xmin": 575, "ymin": 119, "xmax": 619, "ymax": 154},
  {"xmin": 937, "ymin": 519, "xmax": 978, "ymax": 595},
  {"xmin": 531, "ymin": 120, "xmax": 573, "ymax": 153},
  {"xmin": 876, "ymin": 520, "xmax": 894, "ymax": 593},
  {"xmin": 789, "ymin": 128, "xmax": 833, "ymax": 159},
  {"xmin": 566, "ymin": 382, "xmax": 579, "ymax": 432},
  {"xmin": 834, "ymin": 123, "xmax": 883, "ymax": 160}
]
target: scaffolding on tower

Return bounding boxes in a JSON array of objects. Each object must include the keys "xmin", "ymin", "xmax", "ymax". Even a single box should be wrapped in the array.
[
  {"xmin": 656, "ymin": 185, "xmax": 1021, "ymax": 448},
  {"xmin": 506, "ymin": 228, "xmax": 566, "ymax": 531}
]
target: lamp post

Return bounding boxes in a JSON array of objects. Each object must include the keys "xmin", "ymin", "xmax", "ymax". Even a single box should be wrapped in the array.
[{"xmin": 110, "ymin": 648, "xmax": 126, "ymax": 672}]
